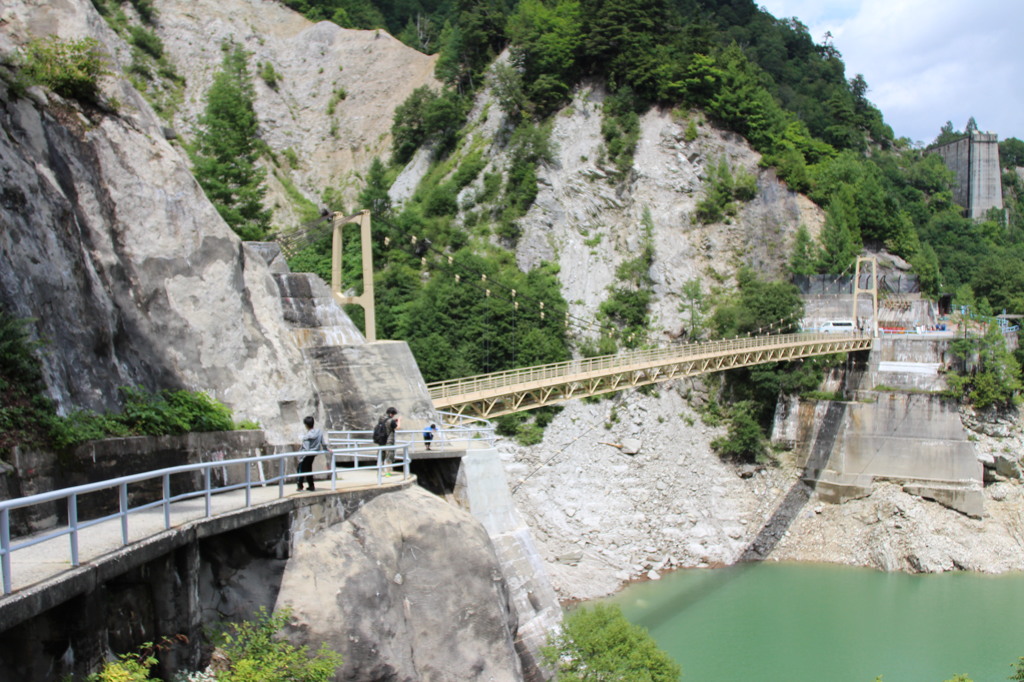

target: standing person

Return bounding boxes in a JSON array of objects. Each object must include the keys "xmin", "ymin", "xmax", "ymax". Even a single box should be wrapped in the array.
[
  {"xmin": 423, "ymin": 423, "xmax": 437, "ymax": 450},
  {"xmin": 297, "ymin": 416, "xmax": 328, "ymax": 491},
  {"xmin": 382, "ymin": 406, "xmax": 399, "ymax": 475}
]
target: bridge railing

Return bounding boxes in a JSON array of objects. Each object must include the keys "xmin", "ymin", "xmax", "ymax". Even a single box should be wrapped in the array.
[
  {"xmin": 0, "ymin": 444, "xmax": 410, "ymax": 595},
  {"xmin": 428, "ymin": 331, "xmax": 866, "ymax": 399},
  {"xmin": 328, "ymin": 411, "xmax": 496, "ymax": 451}
]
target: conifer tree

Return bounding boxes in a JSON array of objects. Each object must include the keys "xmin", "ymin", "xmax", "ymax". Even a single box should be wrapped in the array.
[
  {"xmin": 191, "ymin": 44, "xmax": 271, "ymax": 240},
  {"xmin": 788, "ymin": 224, "xmax": 816, "ymax": 276}
]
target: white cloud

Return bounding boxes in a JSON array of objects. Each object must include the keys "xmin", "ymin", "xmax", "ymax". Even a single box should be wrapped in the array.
[{"xmin": 758, "ymin": 0, "xmax": 1023, "ymax": 143}]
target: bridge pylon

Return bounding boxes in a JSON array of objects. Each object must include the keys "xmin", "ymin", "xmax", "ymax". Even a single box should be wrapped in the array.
[
  {"xmin": 332, "ymin": 210, "xmax": 377, "ymax": 341},
  {"xmin": 853, "ymin": 255, "xmax": 879, "ymax": 338}
]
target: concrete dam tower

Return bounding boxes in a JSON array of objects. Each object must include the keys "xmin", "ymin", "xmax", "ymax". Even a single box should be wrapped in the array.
[{"xmin": 932, "ymin": 131, "xmax": 1003, "ymax": 220}]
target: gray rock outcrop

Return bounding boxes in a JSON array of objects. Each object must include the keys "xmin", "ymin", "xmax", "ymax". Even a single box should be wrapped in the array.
[
  {"xmin": 276, "ymin": 485, "xmax": 525, "ymax": 681},
  {"xmin": 0, "ymin": 78, "xmax": 317, "ymax": 442}
]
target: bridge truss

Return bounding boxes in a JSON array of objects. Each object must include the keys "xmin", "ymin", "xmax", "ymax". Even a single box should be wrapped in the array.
[{"xmin": 428, "ymin": 332, "xmax": 873, "ymax": 419}]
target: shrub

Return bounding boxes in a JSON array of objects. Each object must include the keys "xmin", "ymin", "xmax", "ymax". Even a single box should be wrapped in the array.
[
  {"xmin": 129, "ymin": 25, "xmax": 163, "ymax": 59},
  {"xmin": 259, "ymin": 61, "xmax": 282, "ymax": 89},
  {"xmin": 542, "ymin": 603, "xmax": 681, "ymax": 681},
  {"xmin": 21, "ymin": 36, "xmax": 109, "ymax": 104}
]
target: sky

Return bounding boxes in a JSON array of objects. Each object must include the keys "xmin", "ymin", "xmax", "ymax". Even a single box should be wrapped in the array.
[{"xmin": 756, "ymin": 0, "xmax": 1023, "ymax": 146}]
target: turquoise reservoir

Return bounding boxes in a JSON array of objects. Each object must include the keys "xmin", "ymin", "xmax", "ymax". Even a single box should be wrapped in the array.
[{"xmin": 605, "ymin": 562, "xmax": 1024, "ymax": 681}]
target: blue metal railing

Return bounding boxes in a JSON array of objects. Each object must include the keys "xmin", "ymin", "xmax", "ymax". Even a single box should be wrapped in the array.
[{"xmin": 0, "ymin": 443, "xmax": 409, "ymax": 595}]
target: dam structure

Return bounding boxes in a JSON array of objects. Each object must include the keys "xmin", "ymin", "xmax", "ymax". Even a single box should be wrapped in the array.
[{"xmin": 931, "ymin": 131, "xmax": 1004, "ymax": 220}]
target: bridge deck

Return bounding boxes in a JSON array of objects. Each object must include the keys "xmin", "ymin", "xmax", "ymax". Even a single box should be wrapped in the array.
[
  {"xmin": 429, "ymin": 332, "xmax": 874, "ymax": 418},
  {"xmin": 1, "ymin": 470, "xmax": 407, "ymax": 599}
]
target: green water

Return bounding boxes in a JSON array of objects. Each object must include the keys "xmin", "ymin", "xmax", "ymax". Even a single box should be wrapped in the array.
[{"xmin": 605, "ymin": 562, "xmax": 1024, "ymax": 682}]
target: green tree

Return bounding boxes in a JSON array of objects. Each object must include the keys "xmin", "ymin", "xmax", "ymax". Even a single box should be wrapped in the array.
[
  {"xmin": 817, "ymin": 189, "xmax": 860, "ymax": 274},
  {"xmin": 711, "ymin": 401, "xmax": 767, "ymax": 462},
  {"xmin": 190, "ymin": 44, "xmax": 271, "ymax": 240},
  {"xmin": 1001, "ymin": 138, "xmax": 1024, "ymax": 169},
  {"xmin": 359, "ymin": 157, "xmax": 392, "ymax": 216},
  {"xmin": 542, "ymin": 603, "xmax": 681, "ymax": 681},
  {"xmin": 788, "ymin": 224, "xmax": 817, "ymax": 276},
  {"xmin": 506, "ymin": 0, "xmax": 582, "ymax": 116},
  {"xmin": 679, "ymin": 278, "xmax": 710, "ymax": 339}
]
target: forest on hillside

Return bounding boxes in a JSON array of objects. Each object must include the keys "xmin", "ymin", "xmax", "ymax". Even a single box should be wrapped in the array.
[
  {"xmin": 6, "ymin": 0, "xmax": 1023, "ymax": 456},
  {"xmin": 267, "ymin": 0, "xmax": 1024, "ymax": 448}
]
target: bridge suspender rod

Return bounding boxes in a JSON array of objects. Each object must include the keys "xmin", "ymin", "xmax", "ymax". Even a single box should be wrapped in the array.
[
  {"xmin": 853, "ymin": 255, "xmax": 879, "ymax": 338},
  {"xmin": 332, "ymin": 210, "xmax": 377, "ymax": 342}
]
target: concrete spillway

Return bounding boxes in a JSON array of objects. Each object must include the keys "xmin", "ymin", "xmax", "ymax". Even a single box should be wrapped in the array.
[{"xmin": 772, "ymin": 337, "xmax": 984, "ymax": 517}]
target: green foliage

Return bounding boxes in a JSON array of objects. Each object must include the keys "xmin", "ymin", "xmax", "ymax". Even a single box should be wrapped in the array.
[
  {"xmin": 326, "ymin": 86, "xmax": 347, "ymax": 115},
  {"xmin": 599, "ymin": 208, "xmax": 654, "ymax": 347},
  {"xmin": 788, "ymin": 224, "xmax": 816, "ymax": 276},
  {"xmin": 601, "ymin": 92, "xmax": 641, "ymax": 177},
  {"xmin": 190, "ymin": 43, "xmax": 271, "ymax": 240},
  {"xmin": 506, "ymin": 0, "xmax": 581, "ymax": 117},
  {"xmin": 20, "ymin": 36, "xmax": 109, "ymax": 105},
  {"xmin": 678, "ymin": 278, "xmax": 710, "ymax": 339},
  {"xmin": 49, "ymin": 387, "xmax": 237, "ymax": 450},
  {"xmin": 695, "ymin": 156, "xmax": 755, "ymax": 224},
  {"xmin": 128, "ymin": 25, "xmax": 163, "ymax": 59},
  {"xmin": 358, "ymin": 156, "xmax": 393, "ymax": 216},
  {"xmin": 542, "ymin": 603, "xmax": 681, "ymax": 681},
  {"xmin": 0, "ymin": 311, "xmax": 54, "ymax": 452},
  {"xmin": 1001, "ymin": 138, "xmax": 1024, "ymax": 170},
  {"xmin": 91, "ymin": 607, "xmax": 341, "ymax": 681},
  {"xmin": 87, "ymin": 649, "xmax": 157, "ymax": 681},
  {"xmin": 215, "ymin": 607, "xmax": 342, "ymax": 682},
  {"xmin": 391, "ymin": 86, "xmax": 469, "ymax": 164},
  {"xmin": 711, "ymin": 401, "xmax": 768, "ymax": 463},
  {"xmin": 259, "ymin": 61, "xmax": 282, "ymax": 89},
  {"xmin": 946, "ymin": 324, "xmax": 1022, "ymax": 410}
]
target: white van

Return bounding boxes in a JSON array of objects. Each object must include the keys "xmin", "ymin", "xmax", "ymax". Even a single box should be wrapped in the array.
[{"xmin": 820, "ymin": 320, "xmax": 856, "ymax": 333}]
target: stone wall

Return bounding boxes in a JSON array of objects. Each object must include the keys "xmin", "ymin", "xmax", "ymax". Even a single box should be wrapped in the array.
[{"xmin": 1, "ymin": 431, "xmax": 272, "ymax": 535}]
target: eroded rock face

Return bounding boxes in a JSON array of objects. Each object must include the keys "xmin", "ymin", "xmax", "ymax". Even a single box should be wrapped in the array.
[
  {"xmin": 0, "ymin": 2, "xmax": 320, "ymax": 442},
  {"xmin": 276, "ymin": 486, "xmax": 524, "ymax": 681}
]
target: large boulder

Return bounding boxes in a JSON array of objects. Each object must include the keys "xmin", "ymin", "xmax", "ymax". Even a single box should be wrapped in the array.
[{"xmin": 276, "ymin": 486, "xmax": 525, "ymax": 681}]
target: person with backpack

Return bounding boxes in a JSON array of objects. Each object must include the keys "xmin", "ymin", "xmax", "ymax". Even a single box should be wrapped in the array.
[
  {"xmin": 374, "ymin": 406, "xmax": 400, "ymax": 476},
  {"xmin": 297, "ymin": 416, "xmax": 329, "ymax": 492},
  {"xmin": 423, "ymin": 423, "xmax": 437, "ymax": 450}
]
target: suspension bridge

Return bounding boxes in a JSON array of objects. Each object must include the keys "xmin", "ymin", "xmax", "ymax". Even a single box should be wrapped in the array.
[
  {"xmin": 427, "ymin": 331, "xmax": 874, "ymax": 418},
  {"xmin": 310, "ymin": 211, "xmax": 882, "ymax": 419}
]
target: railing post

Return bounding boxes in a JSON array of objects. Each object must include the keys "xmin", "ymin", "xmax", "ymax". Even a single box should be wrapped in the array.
[
  {"xmin": 1, "ymin": 508, "xmax": 10, "ymax": 594},
  {"xmin": 276, "ymin": 454, "xmax": 284, "ymax": 497},
  {"xmin": 120, "ymin": 483, "xmax": 129, "ymax": 545},
  {"xmin": 330, "ymin": 452, "xmax": 338, "ymax": 491},
  {"xmin": 245, "ymin": 464, "xmax": 252, "ymax": 508},
  {"xmin": 163, "ymin": 474, "xmax": 171, "ymax": 529},
  {"xmin": 69, "ymin": 494, "xmax": 79, "ymax": 567},
  {"xmin": 403, "ymin": 445, "xmax": 410, "ymax": 479},
  {"xmin": 204, "ymin": 467, "xmax": 212, "ymax": 517}
]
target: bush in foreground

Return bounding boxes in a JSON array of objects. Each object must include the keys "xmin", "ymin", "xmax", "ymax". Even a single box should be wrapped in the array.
[{"xmin": 542, "ymin": 603, "xmax": 681, "ymax": 681}]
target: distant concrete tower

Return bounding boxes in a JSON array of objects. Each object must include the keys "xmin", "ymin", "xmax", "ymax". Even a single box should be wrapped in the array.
[{"xmin": 932, "ymin": 131, "xmax": 1004, "ymax": 220}]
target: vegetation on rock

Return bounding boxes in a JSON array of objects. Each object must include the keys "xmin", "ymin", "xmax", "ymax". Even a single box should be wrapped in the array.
[
  {"xmin": 18, "ymin": 36, "xmax": 109, "ymax": 105},
  {"xmin": 87, "ymin": 607, "xmax": 342, "ymax": 682},
  {"xmin": 190, "ymin": 43, "xmax": 272, "ymax": 240},
  {"xmin": 542, "ymin": 603, "xmax": 681, "ymax": 681},
  {"xmin": 0, "ymin": 309, "xmax": 254, "ymax": 454}
]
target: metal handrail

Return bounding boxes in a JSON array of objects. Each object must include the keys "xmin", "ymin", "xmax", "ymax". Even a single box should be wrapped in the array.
[
  {"xmin": 427, "ymin": 331, "xmax": 869, "ymax": 399},
  {"xmin": 0, "ymin": 443, "xmax": 410, "ymax": 595},
  {"xmin": 328, "ymin": 411, "xmax": 497, "ymax": 450}
]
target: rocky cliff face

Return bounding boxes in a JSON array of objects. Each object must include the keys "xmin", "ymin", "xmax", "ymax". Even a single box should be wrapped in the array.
[
  {"xmin": 0, "ymin": 71, "xmax": 314, "ymax": 443},
  {"xmin": 155, "ymin": 0, "xmax": 438, "ymax": 218}
]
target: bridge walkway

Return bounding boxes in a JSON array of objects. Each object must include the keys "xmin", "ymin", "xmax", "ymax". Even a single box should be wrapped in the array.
[
  {"xmin": 3, "ymin": 469, "xmax": 404, "ymax": 596},
  {"xmin": 429, "ymin": 332, "xmax": 874, "ymax": 418}
]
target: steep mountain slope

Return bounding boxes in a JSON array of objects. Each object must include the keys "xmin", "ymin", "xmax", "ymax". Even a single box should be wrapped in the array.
[{"xmin": 155, "ymin": 0, "xmax": 439, "ymax": 220}]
